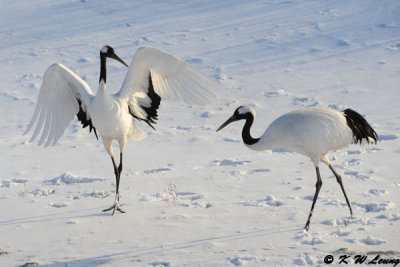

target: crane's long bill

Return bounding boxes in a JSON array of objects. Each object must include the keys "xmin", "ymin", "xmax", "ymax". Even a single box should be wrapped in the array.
[
  {"xmin": 111, "ymin": 53, "xmax": 129, "ymax": 67},
  {"xmin": 216, "ymin": 115, "xmax": 237, "ymax": 132}
]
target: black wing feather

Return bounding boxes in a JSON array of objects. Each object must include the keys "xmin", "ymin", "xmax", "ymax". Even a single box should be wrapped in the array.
[
  {"xmin": 343, "ymin": 108, "xmax": 378, "ymax": 144},
  {"xmin": 129, "ymin": 73, "xmax": 161, "ymax": 130},
  {"xmin": 76, "ymin": 98, "xmax": 98, "ymax": 140}
]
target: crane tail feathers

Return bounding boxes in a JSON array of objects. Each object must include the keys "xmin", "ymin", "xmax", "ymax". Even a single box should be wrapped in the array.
[{"xmin": 343, "ymin": 108, "xmax": 378, "ymax": 145}]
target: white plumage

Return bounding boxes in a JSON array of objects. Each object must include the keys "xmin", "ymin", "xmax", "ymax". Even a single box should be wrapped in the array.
[
  {"xmin": 118, "ymin": 47, "xmax": 216, "ymax": 104},
  {"xmin": 251, "ymin": 108, "xmax": 354, "ymax": 164},
  {"xmin": 217, "ymin": 105, "xmax": 378, "ymax": 230},
  {"xmin": 25, "ymin": 46, "xmax": 219, "ymax": 214},
  {"xmin": 25, "ymin": 63, "xmax": 94, "ymax": 147}
]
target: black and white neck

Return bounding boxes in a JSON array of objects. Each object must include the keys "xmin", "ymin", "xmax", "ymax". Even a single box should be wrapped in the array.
[
  {"xmin": 100, "ymin": 53, "xmax": 107, "ymax": 83},
  {"xmin": 99, "ymin": 45, "xmax": 111, "ymax": 84},
  {"xmin": 241, "ymin": 112, "xmax": 260, "ymax": 146},
  {"xmin": 217, "ymin": 105, "xmax": 266, "ymax": 149},
  {"xmin": 98, "ymin": 45, "xmax": 129, "ymax": 85}
]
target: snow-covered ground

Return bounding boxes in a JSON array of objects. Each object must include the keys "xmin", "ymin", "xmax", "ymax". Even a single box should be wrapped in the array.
[{"xmin": 1, "ymin": 0, "xmax": 400, "ymax": 266}]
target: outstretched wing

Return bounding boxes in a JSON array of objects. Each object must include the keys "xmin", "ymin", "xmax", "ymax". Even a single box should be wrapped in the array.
[
  {"xmin": 24, "ymin": 63, "xmax": 97, "ymax": 147},
  {"xmin": 115, "ymin": 47, "xmax": 219, "ymax": 128}
]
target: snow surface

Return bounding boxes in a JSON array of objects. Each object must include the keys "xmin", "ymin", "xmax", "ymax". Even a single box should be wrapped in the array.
[{"xmin": 1, "ymin": 0, "xmax": 400, "ymax": 266}]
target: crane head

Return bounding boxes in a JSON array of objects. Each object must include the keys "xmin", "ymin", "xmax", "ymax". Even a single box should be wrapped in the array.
[
  {"xmin": 100, "ymin": 45, "xmax": 129, "ymax": 67},
  {"xmin": 216, "ymin": 105, "xmax": 256, "ymax": 132}
]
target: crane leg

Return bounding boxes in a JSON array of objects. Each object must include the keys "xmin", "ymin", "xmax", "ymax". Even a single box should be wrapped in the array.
[
  {"xmin": 328, "ymin": 164, "xmax": 353, "ymax": 217},
  {"xmin": 102, "ymin": 153, "xmax": 125, "ymax": 214},
  {"xmin": 115, "ymin": 152, "xmax": 125, "ymax": 213},
  {"xmin": 305, "ymin": 167, "xmax": 322, "ymax": 231}
]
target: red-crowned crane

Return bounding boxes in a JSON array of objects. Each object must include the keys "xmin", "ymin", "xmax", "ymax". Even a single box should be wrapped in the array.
[
  {"xmin": 216, "ymin": 105, "xmax": 378, "ymax": 230},
  {"xmin": 25, "ymin": 45, "xmax": 219, "ymax": 214}
]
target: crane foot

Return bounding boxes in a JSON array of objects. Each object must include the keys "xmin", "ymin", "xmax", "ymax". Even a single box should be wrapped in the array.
[{"xmin": 102, "ymin": 203, "xmax": 126, "ymax": 215}]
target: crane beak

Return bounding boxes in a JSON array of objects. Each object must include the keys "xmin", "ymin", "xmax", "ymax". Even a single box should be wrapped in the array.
[
  {"xmin": 216, "ymin": 115, "xmax": 238, "ymax": 132},
  {"xmin": 110, "ymin": 53, "xmax": 129, "ymax": 67}
]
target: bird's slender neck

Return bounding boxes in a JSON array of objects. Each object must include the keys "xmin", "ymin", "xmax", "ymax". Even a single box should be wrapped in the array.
[
  {"xmin": 99, "ymin": 54, "xmax": 107, "ymax": 84},
  {"xmin": 242, "ymin": 113, "xmax": 260, "ymax": 146}
]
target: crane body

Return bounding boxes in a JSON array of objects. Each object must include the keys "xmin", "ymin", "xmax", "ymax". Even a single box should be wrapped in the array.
[
  {"xmin": 25, "ymin": 45, "xmax": 219, "ymax": 214},
  {"xmin": 217, "ymin": 105, "xmax": 378, "ymax": 230}
]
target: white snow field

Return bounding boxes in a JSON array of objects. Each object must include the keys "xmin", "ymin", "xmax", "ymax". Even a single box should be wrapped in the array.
[{"xmin": 1, "ymin": 0, "xmax": 400, "ymax": 266}]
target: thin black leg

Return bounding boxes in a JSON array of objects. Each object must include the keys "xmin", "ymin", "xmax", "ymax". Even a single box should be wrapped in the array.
[
  {"xmin": 116, "ymin": 153, "xmax": 123, "ymax": 201},
  {"xmin": 102, "ymin": 155, "xmax": 125, "ymax": 214},
  {"xmin": 329, "ymin": 164, "xmax": 353, "ymax": 217},
  {"xmin": 112, "ymin": 156, "xmax": 119, "ymax": 179},
  {"xmin": 305, "ymin": 167, "xmax": 323, "ymax": 231}
]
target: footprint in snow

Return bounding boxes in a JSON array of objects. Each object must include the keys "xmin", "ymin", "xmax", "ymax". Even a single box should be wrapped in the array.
[
  {"xmin": 272, "ymin": 148, "xmax": 292, "ymax": 153},
  {"xmin": 331, "ymin": 228, "xmax": 351, "ymax": 237},
  {"xmin": 347, "ymin": 235, "xmax": 385, "ymax": 245},
  {"xmin": 310, "ymin": 47, "xmax": 323, "ymax": 53},
  {"xmin": 303, "ymin": 195, "xmax": 314, "ymax": 201},
  {"xmin": 366, "ymin": 147, "xmax": 383, "ymax": 153},
  {"xmin": 363, "ymin": 189, "xmax": 388, "ymax": 197},
  {"xmin": 293, "ymin": 253, "xmax": 318, "ymax": 266},
  {"xmin": 387, "ymin": 43, "xmax": 400, "ymax": 52},
  {"xmin": 236, "ymin": 195, "xmax": 284, "ymax": 207},
  {"xmin": 223, "ymin": 138, "xmax": 240, "ymax": 143},
  {"xmin": 340, "ymin": 217, "xmax": 375, "ymax": 226},
  {"xmin": 174, "ymin": 125, "xmax": 192, "ymax": 131},
  {"xmin": 26, "ymin": 188, "xmax": 55, "ymax": 197},
  {"xmin": 319, "ymin": 8, "xmax": 338, "ymax": 17},
  {"xmin": 321, "ymin": 218, "xmax": 350, "ymax": 227},
  {"xmin": 328, "ymin": 103, "xmax": 344, "ymax": 111},
  {"xmin": 45, "ymin": 172, "xmax": 104, "ymax": 185},
  {"xmin": 139, "ymin": 194, "xmax": 161, "ymax": 202},
  {"xmin": 294, "ymin": 231, "xmax": 325, "ymax": 245},
  {"xmin": 213, "ymin": 66, "xmax": 227, "ymax": 81},
  {"xmin": 258, "ymin": 195, "xmax": 284, "ymax": 207},
  {"xmin": 322, "ymin": 199, "xmax": 346, "ymax": 208},
  {"xmin": 82, "ymin": 191, "xmax": 110, "ymax": 199},
  {"xmin": 249, "ymin": 168, "xmax": 271, "ymax": 174},
  {"xmin": 143, "ymin": 168, "xmax": 171, "ymax": 174},
  {"xmin": 228, "ymin": 255, "xmax": 266, "ymax": 266},
  {"xmin": 200, "ymin": 111, "xmax": 211, "ymax": 118},
  {"xmin": 377, "ymin": 23, "xmax": 400, "ymax": 29},
  {"xmin": 0, "ymin": 250, "xmax": 10, "ymax": 256},
  {"xmin": 378, "ymin": 134, "xmax": 398, "ymax": 141},
  {"xmin": 344, "ymin": 170, "xmax": 359, "ymax": 176},
  {"xmin": 337, "ymin": 39, "xmax": 351, "ymax": 47},
  {"xmin": 345, "ymin": 158, "xmax": 361, "ymax": 166},
  {"xmin": 343, "ymin": 170, "xmax": 373, "ymax": 180},
  {"xmin": 140, "ymin": 191, "xmax": 209, "ymax": 208},
  {"xmin": 264, "ymin": 89, "xmax": 288, "ymax": 98},
  {"xmin": 292, "ymin": 96, "xmax": 320, "ymax": 107},
  {"xmin": 176, "ymin": 192, "xmax": 208, "ymax": 208},
  {"xmin": 212, "ymin": 159, "xmax": 251, "ymax": 166},
  {"xmin": 354, "ymin": 201, "xmax": 395, "ymax": 213},
  {"xmin": 134, "ymin": 168, "xmax": 172, "ymax": 175},
  {"xmin": 1, "ymin": 178, "xmax": 28, "ymax": 188},
  {"xmin": 361, "ymin": 236, "xmax": 385, "ymax": 245},
  {"xmin": 376, "ymin": 213, "xmax": 400, "ymax": 221},
  {"xmin": 49, "ymin": 202, "xmax": 68, "ymax": 208},
  {"xmin": 77, "ymin": 57, "xmax": 91, "ymax": 63},
  {"xmin": 347, "ymin": 149, "xmax": 363, "ymax": 155},
  {"xmin": 174, "ymin": 32, "xmax": 187, "ymax": 38},
  {"xmin": 149, "ymin": 261, "xmax": 171, "ymax": 267},
  {"xmin": 186, "ymin": 57, "xmax": 204, "ymax": 64}
]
